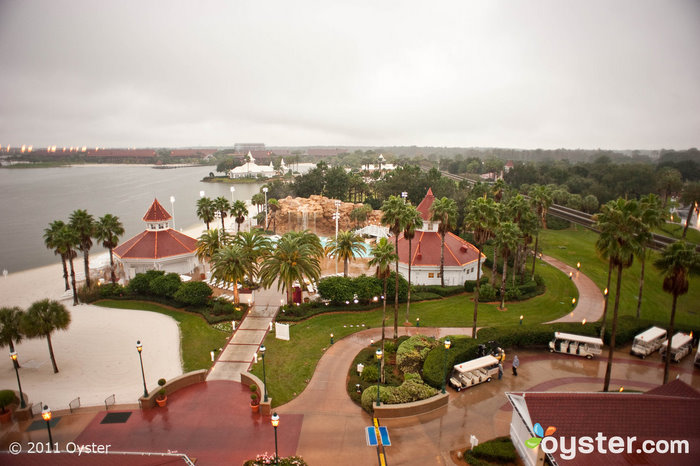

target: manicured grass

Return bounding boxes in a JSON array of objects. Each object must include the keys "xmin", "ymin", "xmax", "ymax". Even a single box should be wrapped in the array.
[
  {"xmin": 251, "ymin": 263, "xmax": 577, "ymax": 407},
  {"xmin": 97, "ymin": 300, "xmax": 230, "ymax": 373},
  {"xmin": 656, "ymin": 221, "xmax": 700, "ymax": 244},
  {"xmin": 539, "ymin": 229, "xmax": 700, "ymax": 329}
]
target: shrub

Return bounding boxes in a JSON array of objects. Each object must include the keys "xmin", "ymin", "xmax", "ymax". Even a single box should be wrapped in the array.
[
  {"xmin": 422, "ymin": 337, "xmax": 480, "ymax": 388},
  {"xmin": 99, "ymin": 283, "xmax": 125, "ymax": 298},
  {"xmin": 0, "ymin": 389, "xmax": 18, "ymax": 413},
  {"xmin": 77, "ymin": 285, "xmax": 101, "ymax": 303},
  {"xmin": 352, "ymin": 275, "xmax": 382, "ymax": 302},
  {"xmin": 388, "ymin": 378, "xmax": 439, "ymax": 404},
  {"xmin": 464, "ymin": 280, "xmax": 477, "ymax": 292},
  {"xmin": 129, "ymin": 270, "xmax": 166, "ymax": 295},
  {"xmin": 149, "ymin": 273, "xmax": 182, "ymax": 298},
  {"xmin": 173, "ymin": 281, "xmax": 213, "ymax": 306},
  {"xmin": 396, "ymin": 335, "xmax": 437, "ymax": 374},
  {"xmin": 414, "ymin": 285, "xmax": 463, "ymax": 297},
  {"xmin": 470, "ymin": 436, "xmax": 517, "ymax": 463},
  {"xmin": 505, "ymin": 288, "xmax": 522, "ymax": 301},
  {"xmin": 478, "ymin": 284, "xmax": 497, "ymax": 302},
  {"xmin": 385, "ymin": 271, "xmax": 409, "ymax": 301},
  {"xmin": 360, "ymin": 364, "xmax": 379, "ymax": 383},
  {"xmin": 317, "ymin": 276, "xmax": 354, "ymax": 304},
  {"xmin": 361, "ymin": 385, "xmax": 393, "ymax": 412},
  {"xmin": 534, "ymin": 273, "xmax": 545, "ymax": 287},
  {"xmin": 244, "ymin": 455, "xmax": 308, "ymax": 466}
]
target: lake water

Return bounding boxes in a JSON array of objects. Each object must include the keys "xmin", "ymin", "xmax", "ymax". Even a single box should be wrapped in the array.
[{"xmin": 0, "ymin": 165, "xmax": 263, "ymax": 273}]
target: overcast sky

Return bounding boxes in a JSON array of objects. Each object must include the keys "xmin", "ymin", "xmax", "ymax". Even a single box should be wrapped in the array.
[{"xmin": 1, "ymin": 0, "xmax": 699, "ymax": 150}]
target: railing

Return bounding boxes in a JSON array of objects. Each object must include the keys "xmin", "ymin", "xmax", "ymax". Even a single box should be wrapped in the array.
[{"xmin": 105, "ymin": 394, "xmax": 116, "ymax": 410}]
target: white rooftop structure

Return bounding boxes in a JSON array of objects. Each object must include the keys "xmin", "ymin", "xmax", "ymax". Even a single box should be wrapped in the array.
[{"xmin": 229, "ymin": 151, "xmax": 276, "ymax": 179}]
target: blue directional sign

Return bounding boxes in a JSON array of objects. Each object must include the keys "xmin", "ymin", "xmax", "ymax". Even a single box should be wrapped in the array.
[
  {"xmin": 366, "ymin": 426, "xmax": 378, "ymax": 446},
  {"xmin": 378, "ymin": 426, "xmax": 391, "ymax": 446}
]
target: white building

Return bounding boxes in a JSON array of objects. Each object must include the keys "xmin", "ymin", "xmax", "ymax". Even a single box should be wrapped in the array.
[
  {"xmin": 228, "ymin": 151, "xmax": 277, "ymax": 179},
  {"xmin": 395, "ymin": 188, "xmax": 484, "ymax": 286}
]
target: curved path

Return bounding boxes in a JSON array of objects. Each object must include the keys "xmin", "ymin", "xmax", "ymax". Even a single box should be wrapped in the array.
[{"xmin": 542, "ymin": 254, "xmax": 605, "ymax": 324}]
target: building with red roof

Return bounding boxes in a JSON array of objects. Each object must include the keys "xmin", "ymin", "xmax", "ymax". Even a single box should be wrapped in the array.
[
  {"xmin": 507, "ymin": 380, "xmax": 700, "ymax": 465},
  {"xmin": 113, "ymin": 199, "xmax": 199, "ymax": 279},
  {"xmin": 396, "ymin": 188, "xmax": 484, "ymax": 286}
]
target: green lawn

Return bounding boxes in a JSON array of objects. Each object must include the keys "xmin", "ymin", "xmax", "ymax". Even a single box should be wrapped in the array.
[
  {"xmin": 96, "ymin": 300, "xmax": 230, "ymax": 373},
  {"xmin": 539, "ymin": 229, "xmax": 700, "ymax": 328},
  {"xmin": 251, "ymin": 262, "xmax": 577, "ymax": 406},
  {"xmin": 655, "ymin": 221, "xmax": 700, "ymax": 243}
]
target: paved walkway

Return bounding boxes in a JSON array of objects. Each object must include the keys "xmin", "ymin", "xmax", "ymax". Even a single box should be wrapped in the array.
[
  {"xmin": 207, "ymin": 285, "xmax": 281, "ymax": 382},
  {"xmin": 542, "ymin": 254, "xmax": 605, "ymax": 324}
]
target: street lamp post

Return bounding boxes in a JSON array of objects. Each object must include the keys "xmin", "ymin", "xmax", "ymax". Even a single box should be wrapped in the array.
[
  {"xmin": 401, "ymin": 191, "xmax": 407, "ymax": 204},
  {"xmin": 375, "ymin": 349, "xmax": 383, "ymax": 407},
  {"xmin": 442, "ymin": 338, "xmax": 451, "ymax": 394},
  {"xmin": 41, "ymin": 405, "xmax": 53, "ymax": 451},
  {"xmin": 260, "ymin": 345, "xmax": 268, "ymax": 402},
  {"xmin": 262, "ymin": 187, "xmax": 269, "ymax": 231},
  {"xmin": 230, "ymin": 185, "xmax": 236, "ymax": 203},
  {"xmin": 9, "ymin": 352, "xmax": 26, "ymax": 408},
  {"xmin": 271, "ymin": 412, "xmax": 280, "ymax": 465},
  {"xmin": 136, "ymin": 340, "xmax": 148, "ymax": 398},
  {"xmin": 170, "ymin": 196, "xmax": 176, "ymax": 229}
]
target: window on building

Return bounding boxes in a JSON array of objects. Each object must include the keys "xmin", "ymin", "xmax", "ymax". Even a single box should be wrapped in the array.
[{"xmin": 428, "ymin": 273, "xmax": 434, "ymax": 278}]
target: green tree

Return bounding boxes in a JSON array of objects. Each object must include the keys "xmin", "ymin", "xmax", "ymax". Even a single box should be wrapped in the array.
[
  {"xmin": 213, "ymin": 196, "xmax": 231, "ymax": 230},
  {"xmin": 267, "ymin": 198, "xmax": 280, "ymax": 232},
  {"xmin": 529, "ymin": 184, "xmax": 553, "ymax": 229},
  {"xmin": 594, "ymin": 198, "xmax": 644, "ymax": 391},
  {"xmin": 94, "ymin": 214, "xmax": 124, "ymax": 284},
  {"xmin": 44, "ymin": 220, "xmax": 71, "ymax": 291},
  {"xmin": 230, "ymin": 200, "xmax": 249, "ymax": 233},
  {"xmin": 350, "ymin": 204, "xmax": 373, "ymax": 228},
  {"xmin": 368, "ymin": 237, "xmax": 397, "ymax": 383},
  {"xmin": 0, "ymin": 306, "xmax": 25, "ymax": 368},
  {"xmin": 196, "ymin": 229, "xmax": 230, "ymax": 272},
  {"xmin": 464, "ymin": 197, "xmax": 496, "ymax": 337},
  {"xmin": 211, "ymin": 244, "xmax": 248, "ymax": 304},
  {"xmin": 494, "ymin": 222, "xmax": 521, "ymax": 310},
  {"xmin": 400, "ymin": 205, "xmax": 424, "ymax": 323},
  {"xmin": 234, "ymin": 230, "xmax": 272, "ymax": 285},
  {"xmin": 653, "ymin": 241, "xmax": 700, "ymax": 383},
  {"xmin": 69, "ymin": 209, "xmax": 95, "ymax": 288},
  {"xmin": 259, "ymin": 231, "xmax": 323, "ymax": 304},
  {"xmin": 325, "ymin": 230, "xmax": 367, "ymax": 277},
  {"xmin": 196, "ymin": 197, "xmax": 216, "ymax": 230},
  {"xmin": 680, "ymin": 182, "xmax": 700, "ymax": 239},
  {"xmin": 55, "ymin": 224, "xmax": 80, "ymax": 305},
  {"xmin": 381, "ymin": 195, "xmax": 407, "ymax": 340},
  {"xmin": 635, "ymin": 194, "xmax": 665, "ymax": 319},
  {"xmin": 430, "ymin": 197, "xmax": 458, "ymax": 287},
  {"xmin": 22, "ymin": 299, "xmax": 71, "ymax": 373},
  {"xmin": 656, "ymin": 167, "xmax": 683, "ymax": 207}
]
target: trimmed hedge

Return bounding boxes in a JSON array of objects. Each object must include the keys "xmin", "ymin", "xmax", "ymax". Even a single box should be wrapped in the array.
[
  {"xmin": 396, "ymin": 335, "xmax": 437, "ymax": 375},
  {"xmin": 413, "ymin": 285, "xmax": 464, "ymax": 297},
  {"xmin": 467, "ymin": 436, "xmax": 517, "ymax": 464}
]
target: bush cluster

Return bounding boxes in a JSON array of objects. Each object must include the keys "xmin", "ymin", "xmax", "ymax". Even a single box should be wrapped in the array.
[
  {"xmin": 317, "ymin": 272, "xmax": 409, "ymax": 304},
  {"xmin": 466, "ymin": 436, "xmax": 517, "ymax": 464},
  {"xmin": 396, "ymin": 335, "xmax": 437, "ymax": 374},
  {"xmin": 413, "ymin": 285, "xmax": 464, "ymax": 297},
  {"xmin": 476, "ymin": 276, "xmax": 544, "ymax": 302},
  {"xmin": 463, "ymin": 275, "xmax": 489, "ymax": 292},
  {"xmin": 360, "ymin": 374, "xmax": 439, "ymax": 413}
]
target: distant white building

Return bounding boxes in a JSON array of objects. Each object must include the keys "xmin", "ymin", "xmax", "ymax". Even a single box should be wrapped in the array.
[{"xmin": 228, "ymin": 151, "xmax": 277, "ymax": 179}]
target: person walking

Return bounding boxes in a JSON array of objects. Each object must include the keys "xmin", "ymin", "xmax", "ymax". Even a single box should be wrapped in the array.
[
  {"xmin": 498, "ymin": 362, "xmax": 503, "ymax": 380},
  {"xmin": 512, "ymin": 355, "xmax": 520, "ymax": 376}
]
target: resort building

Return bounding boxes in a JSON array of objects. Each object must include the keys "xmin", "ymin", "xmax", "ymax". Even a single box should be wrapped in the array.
[
  {"xmin": 228, "ymin": 151, "xmax": 278, "ymax": 179},
  {"xmin": 113, "ymin": 199, "xmax": 199, "ymax": 279},
  {"xmin": 395, "ymin": 188, "xmax": 484, "ymax": 286}
]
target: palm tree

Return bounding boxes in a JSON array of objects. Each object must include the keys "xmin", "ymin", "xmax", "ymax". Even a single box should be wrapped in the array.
[
  {"xmin": 400, "ymin": 205, "xmax": 423, "ymax": 323},
  {"xmin": 196, "ymin": 197, "xmax": 216, "ymax": 230},
  {"xmin": 211, "ymin": 244, "xmax": 248, "ymax": 304},
  {"xmin": 196, "ymin": 229, "xmax": 230, "ymax": 273},
  {"xmin": 44, "ymin": 220, "xmax": 71, "ymax": 291},
  {"xmin": 430, "ymin": 197, "xmax": 457, "ymax": 287},
  {"xmin": 69, "ymin": 209, "xmax": 95, "ymax": 288},
  {"xmin": 259, "ymin": 231, "xmax": 323, "ymax": 304},
  {"xmin": 529, "ymin": 185, "xmax": 553, "ymax": 229},
  {"xmin": 0, "ymin": 306, "xmax": 24, "ymax": 369},
  {"xmin": 491, "ymin": 203, "xmax": 505, "ymax": 286},
  {"xmin": 22, "ymin": 299, "xmax": 71, "ymax": 373},
  {"xmin": 506, "ymin": 194, "xmax": 536, "ymax": 284},
  {"xmin": 251, "ymin": 193, "xmax": 266, "ymax": 215},
  {"xmin": 381, "ymin": 195, "xmax": 407, "ymax": 340},
  {"xmin": 635, "ymin": 194, "xmax": 665, "ymax": 319},
  {"xmin": 325, "ymin": 230, "xmax": 367, "ymax": 277},
  {"xmin": 267, "ymin": 198, "xmax": 280, "ymax": 233},
  {"xmin": 368, "ymin": 237, "xmax": 397, "ymax": 383},
  {"xmin": 680, "ymin": 182, "xmax": 700, "ymax": 239},
  {"xmin": 653, "ymin": 240, "xmax": 700, "ymax": 383},
  {"xmin": 55, "ymin": 224, "xmax": 80, "ymax": 305},
  {"xmin": 94, "ymin": 214, "xmax": 124, "ymax": 284},
  {"xmin": 464, "ymin": 197, "xmax": 496, "ymax": 338},
  {"xmin": 494, "ymin": 221, "xmax": 522, "ymax": 310},
  {"xmin": 230, "ymin": 200, "xmax": 249, "ymax": 233},
  {"xmin": 234, "ymin": 230, "xmax": 272, "ymax": 285},
  {"xmin": 213, "ymin": 196, "xmax": 231, "ymax": 230},
  {"xmin": 594, "ymin": 198, "xmax": 644, "ymax": 391}
]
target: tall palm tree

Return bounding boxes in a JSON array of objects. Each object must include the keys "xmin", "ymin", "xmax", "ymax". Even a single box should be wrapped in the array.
[
  {"xmin": 494, "ymin": 221, "xmax": 522, "ymax": 310},
  {"xmin": 55, "ymin": 224, "xmax": 80, "ymax": 305},
  {"xmin": 213, "ymin": 196, "xmax": 231, "ymax": 230},
  {"xmin": 44, "ymin": 220, "xmax": 71, "ymax": 291},
  {"xmin": 635, "ymin": 194, "xmax": 665, "ymax": 319},
  {"xmin": 230, "ymin": 200, "xmax": 249, "ymax": 233},
  {"xmin": 653, "ymin": 241, "xmax": 700, "ymax": 383},
  {"xmin": 196, "ymin": 228, "xmax": 230, "ymax": 273},
  {"xmin": 381, "ymin": 195, "xmax": 407, "ymax": 340},
  {"xmin": 491, "ymin": 203, "xmax": 505, "ymax": 286},
  {"xmin": 529, "ymin": 185, "xmax": 553, "ymax": 229},
  {"xmin": 259, "ymin": 231, "xmax": 323, "ymax": 304},
  {"xmin": 430, "ymin": 197, "xmax": 457, "ymax": 287},
  {"xmin": 196, "ymin": 197, "xmax": 216, "ymax": 230},
  {"xmin": 211, "ymin": 244, "xmax": 248, "ymax": 304},
  {"xmin": 94, "ymin": 214, "xmax": 124, "ymax": 284},
  {"xmin": 69, "ymin": 209, "xmax": 95, "ymax": 288},
  {"xmin": 325, "ymin": 230, "xmax": 367, "ymax": 277},
  {"xmin": 234, "ymin": 230, "xmax": 272, "ymax": 285},
  {"xmin": 400, "ymin": 205, "xmax": 423, "ymax": 323},
  {"xmin": 22, "ymin": 299, "xmax": 71, "ymax": 373},
  {"xmin": 0, "ymin": 306, "xmax": 25, "ymax": 369},
  {"xmin": 594, "ymin": 198, "xmax": 644, "ymax": 391},
  {"xmin": 251, "ymin": 193, "xmax": 266, "ymax": 215},
  {"xmin": 506, "ymin": 194, "xmax": 536, "ymax": 284},
  {"xmin": 368, "ymin": 237, "xmax": 397, "ymax": 384},
  {"xmin": 464, "ymin": 197, "xmax": 496, "ymax": 338},
  {"xmin": 680, "ymin": 181, "xmax": 700, "ymax": 239}
]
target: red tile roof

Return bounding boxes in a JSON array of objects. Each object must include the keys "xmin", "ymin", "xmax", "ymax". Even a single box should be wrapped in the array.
[
  {"xmin": 646, "ymin": 378, "xmax": 700, "ymax": 398},
  {"xmin": 415, "ymin": 188, "xmax": 435, "ymax": 221},
  {"xmin": 397, "ymin": 231, "xmax": 482, "ymax": 267},
  {"xmin": 142, "ymin": 199, "xmax": 172, "ymax": 222},
  {"xmin": 113, "ymin": 229, "xmax": 197, "ymax": 260},
  {"xmin": 515, "ymin": 386, "xmax": 700, "ymax": 466}
]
